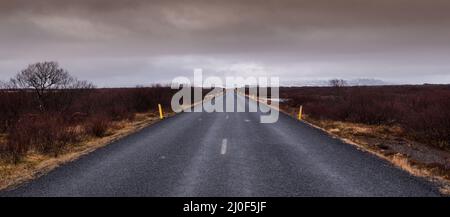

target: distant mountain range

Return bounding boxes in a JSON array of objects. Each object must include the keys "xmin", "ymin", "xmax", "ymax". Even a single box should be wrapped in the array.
[{"xmin": 281, "ymin": 78, "xmax": 391, "ymax": 87}]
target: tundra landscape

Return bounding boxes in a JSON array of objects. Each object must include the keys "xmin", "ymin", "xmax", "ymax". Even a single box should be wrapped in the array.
[
  {"xmin": 1, "ymin": 63, "xmax": 449, "ymax": 193},
  {"xmin": 1, "ymin": 0, "xmax": 450, "ymax": 214}
]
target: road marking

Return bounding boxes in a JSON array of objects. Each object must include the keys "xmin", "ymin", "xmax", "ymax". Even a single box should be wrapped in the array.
[
  {"xmin": 225, "ymin": 115, "xmax": 229, "ymax": 119},
  {"xmin": 244, "ymin": 119, "xmax": 250, "ymax": 122},
  {"xmin": 220, "ymin": 139, "xmax": 227, "ymax": 155}
]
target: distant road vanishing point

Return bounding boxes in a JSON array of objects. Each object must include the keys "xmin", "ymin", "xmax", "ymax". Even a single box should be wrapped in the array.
[{"xmin": 1, "ymin": 91, "xmax": 441, "ymax": 196}]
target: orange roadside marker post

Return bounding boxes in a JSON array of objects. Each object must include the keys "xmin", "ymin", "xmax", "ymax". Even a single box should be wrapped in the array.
[
  {"xmin": 298, "ymin": 105, "xmax": 303, "ymax": 121},
  {"xmin": 158, "ymin": 104, "xmax": 164, "ymax": 119}
]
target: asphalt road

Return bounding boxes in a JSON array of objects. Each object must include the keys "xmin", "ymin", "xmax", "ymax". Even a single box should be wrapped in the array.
[{"xmin": 1, "ymin": 91, "xmax": 442, "ymax": 196}]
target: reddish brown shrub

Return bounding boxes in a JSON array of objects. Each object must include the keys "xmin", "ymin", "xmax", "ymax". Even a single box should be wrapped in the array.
[
  {"xmin": 280, "ymin": 85, "xmax": 450, "ymax": 150},
  {"xmin": 0, "ymin": 85, "xmax": 209, "ymax": 163},
  {"xmin": 1, "ymin": 113, "xmax": 79, "ymax": 163},
  {"xmin": 0, "ymin": 136, "xmax": 29, "ymax": 164},
  {"xmin": 85, "ymin": 116, "xmax": 110, "ymax": 137}
]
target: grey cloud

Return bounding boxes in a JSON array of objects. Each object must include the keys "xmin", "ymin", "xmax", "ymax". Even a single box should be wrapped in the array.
[{"xmin": 1, "ymin": 0, "xmax": 450, "ymax": 85}]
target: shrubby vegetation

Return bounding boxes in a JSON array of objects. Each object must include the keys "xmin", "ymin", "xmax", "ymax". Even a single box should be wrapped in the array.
[
  {"xmin": 280, "ymin": 84, "xmax": 450, "ymax": 150},
  {"xmin": 0, "ymin": 62, "xmax": 177, "ymax": 163}
]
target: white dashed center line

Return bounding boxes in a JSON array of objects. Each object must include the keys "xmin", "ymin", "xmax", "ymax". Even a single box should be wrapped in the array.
[{"xmin": 220, "ymin": 139, "xmax": 227, "ymax": 155}]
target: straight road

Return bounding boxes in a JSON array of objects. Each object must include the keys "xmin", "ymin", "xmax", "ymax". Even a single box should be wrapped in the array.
[{"xmin": 1, "ymin": 91, "xmax": 441, "ymax": 196}]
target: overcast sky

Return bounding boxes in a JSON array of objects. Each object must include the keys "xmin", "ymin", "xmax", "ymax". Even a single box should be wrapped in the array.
[{"xmin": 1, "ymin": 0, "xmax": 450, "ymax": 86}]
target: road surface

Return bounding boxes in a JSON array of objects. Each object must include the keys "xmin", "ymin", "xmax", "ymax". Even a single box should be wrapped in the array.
[{"xmin": 1, "ymin": 91, "xmax": 441, "ymax": 196}]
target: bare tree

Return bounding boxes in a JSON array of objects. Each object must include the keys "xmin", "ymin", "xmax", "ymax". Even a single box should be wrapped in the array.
[
  {"xmin": 9, "ymin": 61, "xmax": 93, "ymax": 110},
  {"xmin": 329, "ymin": 79, "xmax": 347, "ymax": 96},
  {"xmin": 329, "ymin": 79, "xmax": 347, "ymax": 87}
]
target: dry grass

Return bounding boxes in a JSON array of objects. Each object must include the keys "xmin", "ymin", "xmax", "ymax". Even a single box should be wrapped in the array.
[{"xmin": 0, "ymin": 112, "xmax": 162, "ymax": 190}]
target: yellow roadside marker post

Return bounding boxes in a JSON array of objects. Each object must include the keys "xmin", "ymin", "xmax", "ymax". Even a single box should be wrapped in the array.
[
  {"xmin": 298, "ymin": 105, "xmax": 303, "ymax": 121},
  {"xmin": 158, "ymin": 104, "xmax": 164, "ymax": 119}
]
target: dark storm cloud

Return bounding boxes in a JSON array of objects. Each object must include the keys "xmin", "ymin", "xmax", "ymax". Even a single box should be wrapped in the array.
[{"xmin": 1, "ymin": 0, "xmax": 450, "ymax": 85}]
